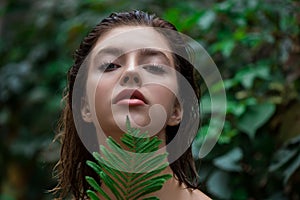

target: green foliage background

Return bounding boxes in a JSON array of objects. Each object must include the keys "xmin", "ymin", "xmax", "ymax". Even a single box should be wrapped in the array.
[{"xmin": 0, "ymin": 0, "xmax": 299, "ymax": 199}]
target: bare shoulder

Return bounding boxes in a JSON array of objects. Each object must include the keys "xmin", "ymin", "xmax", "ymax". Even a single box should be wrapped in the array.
[{"xmin": 190, "ymin": 189, "xmax": 211, "ymax": 200}]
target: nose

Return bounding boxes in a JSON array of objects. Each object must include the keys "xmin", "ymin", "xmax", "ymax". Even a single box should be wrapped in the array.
[{"xmin": 120, "ymin": 66, "xmax": 142, "ymax": 87}]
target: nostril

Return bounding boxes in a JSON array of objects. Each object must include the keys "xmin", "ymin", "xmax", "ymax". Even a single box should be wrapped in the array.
[
  {"xmin": 124, "ymin": 77, "xmax": 129, "ymax": 83},
  {"xmin": 122, "ymin": 74, "xmax": 141, "ymax": 86},
  {"xmin": 134, "ymin": 77, "xmax": 139, "ymax": 83}
]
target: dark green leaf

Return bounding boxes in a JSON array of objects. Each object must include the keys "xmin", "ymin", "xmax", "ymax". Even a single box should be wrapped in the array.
[
  {"xmin": 283, "ymin": 154, "xmax": 300, "ymax": 184},
  {"xmin": 85, "ymin": 176, "xmax": 101, "ymax": 192},
  {"xmin": 237, "ymin": 103, "xmax": 275, "ymax": 139},
  {"xmin": 87, "ymin": 190, "xmax": 101, "ymax": 200},
  {"xmin": 207, "ymin": 170, "xmax": 232, "ymax": 200},
  {"xmin": 213, "ymin": 148, "xmax": 243, "ymax": 172}
]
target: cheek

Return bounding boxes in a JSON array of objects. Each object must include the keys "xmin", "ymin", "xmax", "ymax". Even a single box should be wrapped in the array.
[
  {"xmin": 94, "ymin": 80, "xmax": 113, "ymax": 110},
  {"xmin": 150, "ymin": 86, "xmax": 177, "ymax": 115},
  {"xmin": 85, "ymin": 76, "xmax": 114, "ymax": 120}
]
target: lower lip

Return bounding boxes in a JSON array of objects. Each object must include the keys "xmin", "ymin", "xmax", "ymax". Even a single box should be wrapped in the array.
[{"xmin": 116, "ymin": 99, "xmax": 146, "ymax": 106}]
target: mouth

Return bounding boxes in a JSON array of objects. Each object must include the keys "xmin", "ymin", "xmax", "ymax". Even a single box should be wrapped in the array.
[{"xmin": 113, "ymin": 89, "xmax": 148, "ymax": 106}]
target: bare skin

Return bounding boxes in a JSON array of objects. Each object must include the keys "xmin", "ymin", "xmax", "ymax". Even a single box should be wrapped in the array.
[
  {"xmin": 145, "ymin": 167, "xmax": 211, "ymax": 200},
  {"xmin": 154, "ymin": 178, "xmax": 211, "ymax": 200}
]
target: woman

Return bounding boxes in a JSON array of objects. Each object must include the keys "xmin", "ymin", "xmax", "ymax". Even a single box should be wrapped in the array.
[{"xmin": 54, "ymin": 10, "xmax": 211, "ymax": 199}]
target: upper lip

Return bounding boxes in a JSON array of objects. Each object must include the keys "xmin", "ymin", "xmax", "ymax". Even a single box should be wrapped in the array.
[{"xmin": 113, "ymin": 89, "xmax": 148, "ymax": 104}]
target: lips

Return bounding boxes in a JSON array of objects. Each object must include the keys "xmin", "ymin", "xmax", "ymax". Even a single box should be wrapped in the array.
[{"xmin": 113, "ymin": 89, "xmax": 147, "ymax": 106}]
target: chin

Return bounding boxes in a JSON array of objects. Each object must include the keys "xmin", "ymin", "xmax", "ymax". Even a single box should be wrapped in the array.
[
  {"xmin": 99, "ymin": 113, "xmax": 149, "ymax": 132},
  {"xmin": 129, "ymin": 112, "xmax": 151, "ymax": 126}
]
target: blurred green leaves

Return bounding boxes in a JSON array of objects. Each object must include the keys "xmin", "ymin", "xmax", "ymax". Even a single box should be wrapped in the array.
[
  {"xmin": 213, "ymin": 148, "xmax": 243, "ymax": 172},
  {"xmin": 189, "ymin": 0, "xmax": 299, "ymax": 199},
  {"xmin": 207, "ymin": 170, "xmax": 231, "ymax": 199},
  {"xmin": 269, "ymin": 136, "xmax": 300, "ymax": 184},
  {"xmin": 237, "ymin": 103, "xmax": 275, "ymax": 139}
]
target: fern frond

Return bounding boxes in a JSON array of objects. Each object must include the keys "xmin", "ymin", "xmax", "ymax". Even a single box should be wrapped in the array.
[
  {"xmin": 130, "ymin": 166, "xmax": 166, "ymax": 186},
  {"xmin": 86, "ymin": 177, "xmax": 110, "ymax": 200},
  {"xmin": 86, "ymin": 117, "xmax": 172, "ymax": 199},
  {"xmin": 142, "ymin": 197, "xmax": 159, "ymax": 200},
  {"xmin": 86, "ymin": 190, "xmax": 101, "ymax": 200},
  {"xmin": 128, "ymin": 174, "xmax": 173, "ymax": 194}
]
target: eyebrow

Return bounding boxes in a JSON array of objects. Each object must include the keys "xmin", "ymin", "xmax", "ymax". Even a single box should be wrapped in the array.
[
  {"xmin": 138, "ymin": 48, "xmax": 171, "ymax": 65},
  {"xmin": 95, "ymin": 47, "xmax": 172, "ymax": 65},
  {"xmin": 96, "ymin": 47, "xmax": 124, "ymax": 57}
]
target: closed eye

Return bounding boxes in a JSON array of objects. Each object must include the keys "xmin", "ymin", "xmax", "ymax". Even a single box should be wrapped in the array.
[
  {"xmin": 143, "ymin": 64, "xmax": 166, "ymax": 74},
  {"xmin": 99, "ymin": 63, "xmax": 121, "ymax": 72}
]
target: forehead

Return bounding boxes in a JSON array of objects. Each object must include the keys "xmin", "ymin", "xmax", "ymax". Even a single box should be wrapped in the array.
[{"xmin": 92, "ymin": 26, "xmax": 173, "ymax": 57}]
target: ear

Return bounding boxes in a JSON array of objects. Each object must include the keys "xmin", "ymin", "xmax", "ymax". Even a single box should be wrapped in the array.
[
  {"xmin": 167, "ymin": 99, "xmax": 182, "ymax": 126},
  {"xmin": 81, "ymin": 97, "xmax": 93, "ymax": 123}
]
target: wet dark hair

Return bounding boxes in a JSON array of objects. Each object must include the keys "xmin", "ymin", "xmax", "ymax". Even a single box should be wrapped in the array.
[{"xmin": 54, "ymin": 10, "xmax": 201, "ymax": 199}]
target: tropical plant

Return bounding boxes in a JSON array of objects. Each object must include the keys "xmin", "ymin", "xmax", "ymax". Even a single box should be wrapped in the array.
[{"xmin": 85, "ymin": 118, "xmax": 172, "ymax": 200}]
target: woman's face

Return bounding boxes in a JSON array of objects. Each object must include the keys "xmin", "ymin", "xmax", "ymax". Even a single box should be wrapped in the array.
[{"xmin": 81, "ymin": 26, "xmax": 182, "ymax": 141}]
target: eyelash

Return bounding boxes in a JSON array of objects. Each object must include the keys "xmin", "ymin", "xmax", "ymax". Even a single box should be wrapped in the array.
[
  {"xmin": 98, "ymin": 63, "xmax": 166, "ymax": 74},
  {"xmin": 143, "ymin": 64, "xmax": 166, "ymax": 74},
  {"xmin": 98, "ymin": 62, "xmax": 121, "ymax": 72}
]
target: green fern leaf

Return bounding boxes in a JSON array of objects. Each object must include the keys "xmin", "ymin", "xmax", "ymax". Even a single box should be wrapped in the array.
[
  {"xmin": 130, "ymin": 163, "xmax": 169, "ymax": 185},
  {"xmin": 86, "ymin": 190, "xmax": 101, "ymax": 200},
  {"xmin": 142, "ymin": 197, "xmax": 159, "ymax": 200},
  {"xmin": 86, "ymin": 117, "xmax": 172, "ymax": 199},
  {"xmin": 86, "ymin": 176, "xmax": 102, "ymax": 192}
]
